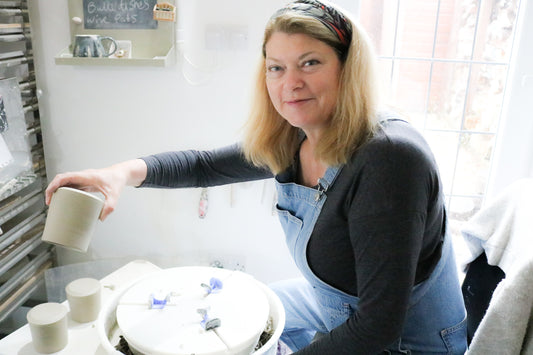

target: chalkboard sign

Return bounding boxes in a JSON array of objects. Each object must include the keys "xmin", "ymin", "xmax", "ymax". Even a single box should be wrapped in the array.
[{"xmin": 83, "ymin": 0, "xmax": 158, "ymax": 30}]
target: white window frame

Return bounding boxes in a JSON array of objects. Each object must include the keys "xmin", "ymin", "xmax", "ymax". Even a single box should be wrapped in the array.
[{"xmin": 486, "ymin": 0, "xmax": 533, "ymax": 200}]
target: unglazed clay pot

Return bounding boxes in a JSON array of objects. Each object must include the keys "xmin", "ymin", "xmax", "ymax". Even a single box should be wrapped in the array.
[
  {"xmin": 27, "ymin": 302, "xmax": 68, "ymax": 353},
  {"xmin": 66, "ymin": 277, "xmax": 102, "ymax": 323},
  {"xmin": 42, "ymin": 187, "xmax": 104, "ymax": 252}
]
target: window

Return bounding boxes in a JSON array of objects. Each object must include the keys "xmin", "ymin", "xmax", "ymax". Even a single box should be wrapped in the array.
[{"xmin": 358, "ymin": 0, "xmax": 523, "ymax": 255}]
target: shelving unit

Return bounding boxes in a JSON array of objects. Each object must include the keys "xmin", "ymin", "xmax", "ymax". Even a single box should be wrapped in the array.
[{"xmin": 0, "ymin": 0, "xmax": 55, "ymax": 336}]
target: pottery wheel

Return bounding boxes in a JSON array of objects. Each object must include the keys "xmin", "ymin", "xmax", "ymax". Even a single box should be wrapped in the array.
[{"xmin": 116, "ymin": 266, "xmax": 270, "ymax": 355}]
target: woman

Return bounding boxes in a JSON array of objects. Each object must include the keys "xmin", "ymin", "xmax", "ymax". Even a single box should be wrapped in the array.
[{"xmin": 45, "ymin": 1, "xmax": 467, "ymax": 353}]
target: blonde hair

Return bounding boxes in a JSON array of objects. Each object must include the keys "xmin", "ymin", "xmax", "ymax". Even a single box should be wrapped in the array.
[{"xmin": 243, "ymin": 5, "xmax": 380, "ymax": 174}]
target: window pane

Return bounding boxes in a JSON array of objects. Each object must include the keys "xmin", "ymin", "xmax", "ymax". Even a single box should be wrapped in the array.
[
  {"xmin": 359, "ymin": 0, "xmax": 399, "ymax": 57},
  {"xmin": 434, "ymin": 0, "xmax": 479, "ymax": 60},
  {"xmin": 424, "ymin": 131, "xmax": 459, "ymax": 196},
  {"xmin": 473, "ymin": 0, "xmax": 520, "ymax": 62},
  {"xmin": 391, "ymin": 60, "xmax": 431, "ymax": 118},
  {"xmin": 377, "ymin": 58, "xmax": 394, "ymax": 104},
  {"xmin": 426, "ymin": 62, "xmax": 470, "ymax": 130},
  {"xmin": 452, "ymin": 133, "xmax": 495, "ymax": 195},
  {"xmin": 395, "ymin": 0, "xmax": 439, "ymax": 58},
  {"xmin": 448, "ymin": 196, "xmax": 483, "ymax": 266},
  {"xmin": 448, "ymin": 196, "xmax": 482, "ymax": 222},
  {"xmin": 464, "ymin": 63, "xmax": 508, "ymax": 132}
]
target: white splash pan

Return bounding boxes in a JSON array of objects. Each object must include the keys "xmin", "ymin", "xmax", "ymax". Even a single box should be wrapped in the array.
[{"xmin": 96, "ymin": 274, "xmax": 285, "ymax": 355}]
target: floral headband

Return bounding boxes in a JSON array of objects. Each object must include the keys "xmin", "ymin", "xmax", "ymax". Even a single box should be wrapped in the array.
[{"xmin": 272, "ymin": 0, "xmax": 353, "ymax": 47}]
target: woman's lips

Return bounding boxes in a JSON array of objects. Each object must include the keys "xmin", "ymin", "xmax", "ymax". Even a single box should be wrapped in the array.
[{"xmin": 286, "ymin": 98, "xmax": 312, "ymax": 105}]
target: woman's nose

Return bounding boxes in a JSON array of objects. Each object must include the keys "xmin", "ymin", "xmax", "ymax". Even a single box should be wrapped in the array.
[{"xmin": 283, "ymin": 68, "xmax": 304, "ymax": 91}]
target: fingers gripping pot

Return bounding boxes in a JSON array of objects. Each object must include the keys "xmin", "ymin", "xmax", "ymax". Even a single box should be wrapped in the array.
[{"xmin": 42, "ymin": 187, "xmax": 104, "ymax": 252}]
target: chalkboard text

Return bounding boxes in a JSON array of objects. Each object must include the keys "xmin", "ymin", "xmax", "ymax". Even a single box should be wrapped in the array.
[{"xmin": 83, "ymin": 0, "xmax": 158, "ymax": 30}]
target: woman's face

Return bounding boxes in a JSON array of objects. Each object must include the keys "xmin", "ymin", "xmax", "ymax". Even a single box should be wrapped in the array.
[{"xmin": 264, "ymin": 31, "xmax": 342, "ymax": 136}]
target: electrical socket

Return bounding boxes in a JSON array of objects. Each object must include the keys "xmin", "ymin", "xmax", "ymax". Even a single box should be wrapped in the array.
[
  {"xmin": 208, "ymin": 254, "xmax": 246, "ymax": 272},
  {"xmin": 205, "ymin": 25, "xmax": 248, "ymax": 51}
]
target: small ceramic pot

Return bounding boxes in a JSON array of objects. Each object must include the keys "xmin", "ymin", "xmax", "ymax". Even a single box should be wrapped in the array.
[{"xmin": 41, "ymin": 187, "xmax": 104, "ymax": 252}]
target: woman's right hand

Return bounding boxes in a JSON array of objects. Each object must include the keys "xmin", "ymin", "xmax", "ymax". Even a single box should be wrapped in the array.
[{"xmin": 45, "ymin": 159, "xmax": 147, "ymax": 221}]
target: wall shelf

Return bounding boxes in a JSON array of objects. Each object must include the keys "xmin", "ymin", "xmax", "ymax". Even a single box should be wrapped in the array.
[
  {"xmin": 54, "ymin": 45, "xmax": 175, "ymax": 67},
  {"xmin": 54, "ymin": 0, "xmax": 176, "ymax": 67}
]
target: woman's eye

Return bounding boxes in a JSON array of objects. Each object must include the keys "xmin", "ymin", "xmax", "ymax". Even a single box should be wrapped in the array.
[
  {"xmin": 303, "ymin": 59, "xmax": 320, "ymax": 67},
  {"xmin": 266, "ymin": 65, "xmax": 283, "ymax": 78}
]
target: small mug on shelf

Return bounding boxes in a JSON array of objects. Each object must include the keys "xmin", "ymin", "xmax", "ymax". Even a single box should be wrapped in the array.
[{"xmin": 72, "ymin": 34, "xmax": 117, "ymax": 58}]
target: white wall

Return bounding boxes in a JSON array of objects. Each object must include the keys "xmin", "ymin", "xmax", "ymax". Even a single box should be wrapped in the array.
[{"xmin": 27, "ymin": 0, "xmax": 366, "ymax": 284}]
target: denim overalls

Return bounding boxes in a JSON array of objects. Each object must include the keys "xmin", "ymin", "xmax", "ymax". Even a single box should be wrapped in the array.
[{"xmin": 270, "ymin": 165, "xmax": 467, "ymax": 354}]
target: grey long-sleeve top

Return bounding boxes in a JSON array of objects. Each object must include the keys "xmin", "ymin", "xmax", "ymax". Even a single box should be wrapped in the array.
[{"xmin": 139, "ymin": 117, "xmax": 445, "ymax": 354}]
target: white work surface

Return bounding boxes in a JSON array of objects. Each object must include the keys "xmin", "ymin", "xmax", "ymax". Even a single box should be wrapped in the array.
[{"xmin": 0, "ymin": 260, "xmax": 162, "ymax": 355}]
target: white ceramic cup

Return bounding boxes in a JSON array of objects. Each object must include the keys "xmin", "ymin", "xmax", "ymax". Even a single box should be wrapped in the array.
[
  {"xmin": 27, "ymin": 302, "xmax": 68, "ymax": 354},
  {"xmin": 41, "ymin": 187, "xmax": 104, "ymax": 252},
  {"xmin": 66, "ymin": 277, "xmax": 102, "ymax": 323}
]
